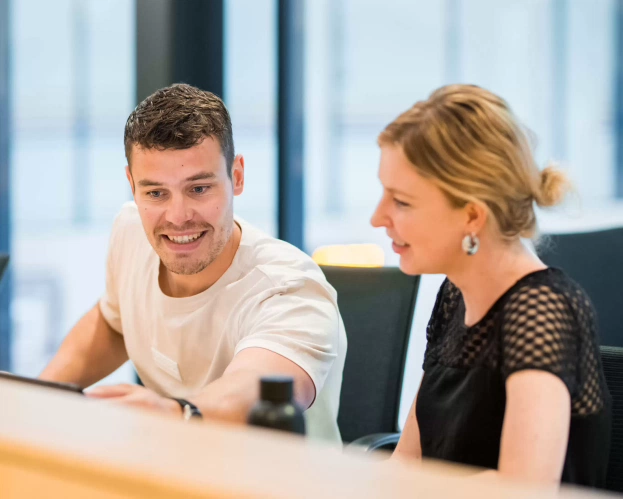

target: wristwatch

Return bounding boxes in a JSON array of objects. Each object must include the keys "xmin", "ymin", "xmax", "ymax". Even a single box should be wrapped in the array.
[{"xmin": 172, "ymin": 398, "xmax": 203, "ymax": 421}]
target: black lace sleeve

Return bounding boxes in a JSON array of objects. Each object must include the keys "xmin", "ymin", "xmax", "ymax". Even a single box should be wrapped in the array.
[
  {"xmin": 422, "ymin": 279, "xmax": 450, "ymax": 370},
  {"xmin": 500, "ymin": 283, "xmax": 579, "ymax": 396}
]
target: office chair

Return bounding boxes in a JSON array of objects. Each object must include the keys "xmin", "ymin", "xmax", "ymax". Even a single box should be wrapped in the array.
[
  {"xmin": 538, "ymin": 227, "xmax": 623, "ymax": 347},
  {"xmin": 0, "ymin": 254, "xmax": 8, "ymax": 283},
  {"xmin": 320, "ymin": 265, "xmax": 419, "ymax": 444},
  {"xmin": 601, "ymin": 346, "xmax": 623, "ymax": 492}
]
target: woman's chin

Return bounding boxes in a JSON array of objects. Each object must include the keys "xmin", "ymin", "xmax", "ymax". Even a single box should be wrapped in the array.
[
  {"xmin": 398, "ymin": 253, "xmax": 443, "ymax": 276},
  {"xmin": 398, "ymin": 257, "xmax": 421, "ymax": 276}
]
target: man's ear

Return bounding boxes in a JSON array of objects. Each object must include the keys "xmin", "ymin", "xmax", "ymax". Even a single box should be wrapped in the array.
[
  {"xmin": 231, "ymin": 154, "xmax": 245, "ymax": 196},
  {"xmin": 125, "ymin": 165, "xmax": 136, "ymax": 196}
]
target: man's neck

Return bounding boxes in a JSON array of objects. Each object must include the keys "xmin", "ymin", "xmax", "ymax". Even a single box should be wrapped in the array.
[{"xmin": 160, "ymin": 222, "xmax": 242, "ymax": 298}]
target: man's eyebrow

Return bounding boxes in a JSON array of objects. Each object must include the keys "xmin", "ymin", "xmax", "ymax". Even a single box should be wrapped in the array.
[
  {"xmin": 136, "ymin": 172, "xmax": 217, "ymax": 188},
  {"xmin": 185, "ymin": 172, "xmax": 217, "ymax": 182},
  {"xmin": 137, "ymin": 179, "xmax": 163, "ymax": 187}
]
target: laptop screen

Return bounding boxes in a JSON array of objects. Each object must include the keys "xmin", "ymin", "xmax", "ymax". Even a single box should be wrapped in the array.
[{"xmin": 0, "ymin": 254, "xmax": 8, "ymax": 282}]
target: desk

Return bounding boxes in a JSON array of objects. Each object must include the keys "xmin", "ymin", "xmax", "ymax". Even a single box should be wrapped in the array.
[{"xmin": 0, "ymin": 379, "xmax": 614, "ymax": 498}]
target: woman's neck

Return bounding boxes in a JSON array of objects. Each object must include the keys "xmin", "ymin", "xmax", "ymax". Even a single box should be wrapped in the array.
[{"xmin": 447, "ymin": 239, "xmax": 546, "ymax": 327}]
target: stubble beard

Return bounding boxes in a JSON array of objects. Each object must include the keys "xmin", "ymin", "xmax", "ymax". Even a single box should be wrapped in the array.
[{"xmin": 154, "ymin": 221, "xmax": 234, "ymax": 276}]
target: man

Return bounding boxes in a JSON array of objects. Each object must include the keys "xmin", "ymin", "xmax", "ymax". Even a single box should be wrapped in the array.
[{"xmin": 41, "ymin": 83, "xmax": 347, "ymax": 442}]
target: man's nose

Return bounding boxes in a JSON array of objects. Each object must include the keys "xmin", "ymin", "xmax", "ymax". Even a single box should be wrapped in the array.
[{"xmin": 164, "ymin": 194, "xmax": 193, "ymax": 227}]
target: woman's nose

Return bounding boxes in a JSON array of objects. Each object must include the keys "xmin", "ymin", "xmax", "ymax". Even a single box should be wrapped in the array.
[{"xmin": 370, "ymin": 200, "xmax": 389, "ymax": 228}]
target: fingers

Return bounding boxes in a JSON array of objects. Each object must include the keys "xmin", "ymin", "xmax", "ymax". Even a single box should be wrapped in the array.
[
  {"xmin": 108, "ymin": 394, "xmax": 165, "ymax": 414},
  {"xmin": 113, "ymin": 395, "xmax": 149, "ymax": 409},
  {"xmin": 85, "ymin": 385, "xmax": 169, "ymax": 415},
  {"xmin": 86, "ymin": 383, "xmax": 136, "ymax": 398}
]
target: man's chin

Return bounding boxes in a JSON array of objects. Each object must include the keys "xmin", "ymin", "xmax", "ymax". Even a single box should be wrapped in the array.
[
  {"xmin": 161, "ymin": 258, "xmax": 209, "ymax": 276},
  {"xmin": 152, "ymin": 233, "xmax": 225, "ymax": 276}
]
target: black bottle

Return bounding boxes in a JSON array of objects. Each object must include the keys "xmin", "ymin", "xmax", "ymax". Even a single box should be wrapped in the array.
[{"xmin": 247, "ymin": 376, "xmax": 306, "ymax": 435}]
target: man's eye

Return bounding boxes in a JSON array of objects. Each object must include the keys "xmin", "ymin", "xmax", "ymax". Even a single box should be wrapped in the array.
[
  {"xmin": 192, "ymin": 186, "xmax": 211, "ymax": 194},
  {"xmin": 147, "ymin": 191, "xmax": 162, "ymax": 198}
]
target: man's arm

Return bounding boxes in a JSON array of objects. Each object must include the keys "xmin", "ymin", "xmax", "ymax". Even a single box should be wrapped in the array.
[
  {"xmin": 87, "ymin": 347, "xmax": 315, "ymax": 422},
  {"xmin": 88, "ymin": 276, "xmax": 337, "ymax": 421},
  {"xmin": 40, "ymin": 303, "xmax": 129, "ymax": 388},
  {"xmin": 192, "ymin": 347, "xmax": 316, "ymax": 421}
]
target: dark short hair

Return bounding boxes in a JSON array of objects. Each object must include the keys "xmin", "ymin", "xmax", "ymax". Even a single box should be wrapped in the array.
[{"xmin": 124, "ymin": 83, "xmax": 235, "ymax": 176}]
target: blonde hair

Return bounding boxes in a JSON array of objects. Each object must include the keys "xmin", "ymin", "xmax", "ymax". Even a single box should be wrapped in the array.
[{"xmin": 378, "ymin": 84, "xmax": 570, "ymax": 239}]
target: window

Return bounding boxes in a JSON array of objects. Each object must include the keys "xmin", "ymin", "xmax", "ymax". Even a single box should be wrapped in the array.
[
  {"xmin": 10, "ymin": 0, "xmax": 135, "ymax": 381},
  {"xmin": 225, "ymin": 0, "xmax": 278, "ymax": 236},
  {"xmin": 304, "ymin": 0, "xmax": 620, "ymax": 426}
]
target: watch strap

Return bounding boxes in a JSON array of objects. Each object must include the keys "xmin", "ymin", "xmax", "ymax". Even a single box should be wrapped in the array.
[{"xmin": 172, "ymin": 398, "xmax": 203, "ymax": 420}]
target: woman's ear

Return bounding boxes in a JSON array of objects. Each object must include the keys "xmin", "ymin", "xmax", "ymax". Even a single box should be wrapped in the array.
[{"xmin": 464, "ymin": 201, "xmax": 488, "ymax": 235}]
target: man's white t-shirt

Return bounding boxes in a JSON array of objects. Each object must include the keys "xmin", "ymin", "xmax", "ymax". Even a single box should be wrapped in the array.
[{"xmin": 99, "ymin": 202, "xmax": 346, "ymax": 442}]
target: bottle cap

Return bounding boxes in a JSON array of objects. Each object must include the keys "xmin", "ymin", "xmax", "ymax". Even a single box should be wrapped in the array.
[{"xmin": 260, "ymin": 376, "xmax": 294, "ymax": 404}]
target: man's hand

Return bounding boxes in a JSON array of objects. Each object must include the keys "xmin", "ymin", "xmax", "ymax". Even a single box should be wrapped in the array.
[
  {"xmin": 86, "ymin": 348, "xmax": 316, "ymax": 424},
  {"xmin": 87, "ymin": 384, "xmax": 182, "ymax": 417}
]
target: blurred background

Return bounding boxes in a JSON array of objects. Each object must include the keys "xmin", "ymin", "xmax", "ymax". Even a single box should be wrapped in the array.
[{"xmin": 1, "ymin": 0, "xmax": 622, "ymax": 427}]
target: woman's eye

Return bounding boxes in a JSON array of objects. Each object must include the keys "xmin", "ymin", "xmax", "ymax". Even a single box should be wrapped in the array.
[{"xmin": 393, "ymin": 198, "xmax": 410, "ymax": 208}]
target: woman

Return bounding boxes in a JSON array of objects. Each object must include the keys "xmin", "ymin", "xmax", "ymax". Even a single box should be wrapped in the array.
[{"xmin": 371, "ymin": 85, "xmax": 611, "ymax": 487}]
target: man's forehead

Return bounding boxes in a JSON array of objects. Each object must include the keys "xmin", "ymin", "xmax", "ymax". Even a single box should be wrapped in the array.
[
  {"xmin": 129, "ymin": 139, "xmax": 226, "ymax": 175},
  {"xmin": 130, "ymin": 136, "xmax": 222, "ymax": 159}
]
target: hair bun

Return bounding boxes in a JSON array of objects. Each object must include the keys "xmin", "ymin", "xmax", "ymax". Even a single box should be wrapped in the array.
[{"xmin": 535, "ymin": 163, "xmax": 570, "ymax": 207}]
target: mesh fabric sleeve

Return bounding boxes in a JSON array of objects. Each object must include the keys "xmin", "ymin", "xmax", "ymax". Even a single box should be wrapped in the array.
[{"xmin": 500, "ymin": 284, "xmax": 579, "ymax": 396}]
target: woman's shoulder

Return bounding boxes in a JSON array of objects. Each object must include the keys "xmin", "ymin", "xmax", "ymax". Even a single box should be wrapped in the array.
[
  {"xmin": 433, "ymin": 278, "xmax": 463, "ymax": 314},
  {"xmin": 426, "ymin": 278, "xmax": 463, "ymax": 336},
  {"xmin": 498, "ymin": 268, "xmax": 598, "ymax": 346},
  {"xmin": 502, "ymin": 267, "xmax": 594, "ymax": 316}
]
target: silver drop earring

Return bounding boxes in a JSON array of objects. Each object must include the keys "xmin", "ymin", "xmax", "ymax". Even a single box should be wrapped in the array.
[{"xmin": 462, "ymin": 233, "xmax": 480, "ymax": 256}]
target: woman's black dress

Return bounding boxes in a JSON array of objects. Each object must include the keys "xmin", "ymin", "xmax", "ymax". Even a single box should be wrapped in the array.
[{"xmin": 416, "ymin": 268, "xmax": 611, "ymax": 487}]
